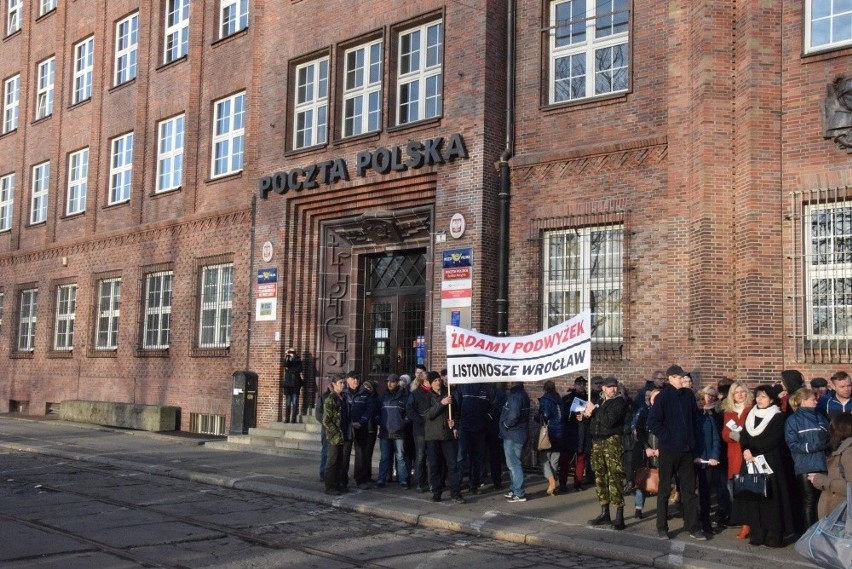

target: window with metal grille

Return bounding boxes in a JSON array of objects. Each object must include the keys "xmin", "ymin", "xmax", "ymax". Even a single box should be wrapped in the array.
[
  {"xmin": 189, "ymin": 412, "xmax": 225, "ymax": 435},
  {"xmin": 790, "ymin": 188, "xmax": 852, "ymax": 362},
  {"xmin": 95, "ymin": 278, "xmax": 121, "ymax": 350},
  {"xmin": 144, "ymin": 271, "xmax": 172, "ymax": 349},
  {"xmin": 53, "ymin": 284, "xmax": 76, "ymax": 351},
  {"xmin": 368, "ymin": 253, "xmax": 426, "ymax": 290},
  {"xmin": 17, "ymin": 287, "xmax": 37, "ymax": 351},
  {"xmin": 542, "ymin": 224, "xmax": 623, "ymax": 343},
  {"xmin": 198, "ymin": 263, "xmax": 233, "ymax": 349}
]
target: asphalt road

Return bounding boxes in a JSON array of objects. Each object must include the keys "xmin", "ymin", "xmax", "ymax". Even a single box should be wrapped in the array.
[{"xmin": 0, "ymin": 450, "xmax": 647, "ymax": 569}]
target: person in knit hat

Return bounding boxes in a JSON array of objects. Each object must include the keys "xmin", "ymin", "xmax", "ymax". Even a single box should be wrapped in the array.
[{"xmin": 778, "ymin": 369, "xmax": 805, "ymax": 414}]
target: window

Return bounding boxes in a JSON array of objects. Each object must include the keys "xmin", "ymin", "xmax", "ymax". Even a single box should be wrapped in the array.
[
  {"xmin": 157, "ymin": 114, "xmax": 184, "ymax": 192},
  {"xmin": 807, "ymin": 0, "xmax": 852, "ymax": 53},
  {"xmin": 211, "ymin": 92, "xmax": 245, "ymax": 177},
  {"xmin": 95, "ymin": 278, "xmax": 121, "ymax": 349},
  {"xmin": 35, "ymin": 57, "xmax": 55, "ymax": 119},
  {"xmin": 0, "ymin": 173, "xmax": 12, "ymax": 231},
  {"xmin": 40, "ymin": 0, "xmax": 56, "ymax": 16},
  {"xmin": 164, "ymin": 0, "xmax": 189, "ymax": 64},
  {"xmin": 542, "ymin": 224, "xmax": 623, "ymax": 342},
  {"xmin": 53, "ymin": 284, "xmax": 76, "ymax": 351},
  {"xmin": 72, "ymin": 37, "xmax": 94, "ymax": 104},
  {"xmin": 66, "ymin": 148, "xmax": 88, "ymax": 215},
  {"xmin": 220, "ymin": 0, "xmax": 248, "ymax": 38},
  {"xmin": 293, "ymin": 57, "xmax": 328, "ymax": 149},
  {"xmin": 109, "ymin": 133, "xmax": 133, "ymax": 204},
  {"xmin": 143, "ymin": 271, "xmax": 172, "ymax": 349},
  {"xmin": 397, "ymin": 21, "xmax": 443, "ymax": 125},
  {"xmin": 3, "ymin": 74, "xmax": 19, "ymax": 133},
  {"xmin": 199, "ymin": 263, "xmax": 232, "ymax": 348},
  {"xmin": 805, "ymin": 202, "xmax": 852, "ymax": 339},
  {"xmin": 7, "ymin": 0, "xmax": 20, "ymax": 35},
  {"xmin": 548, "ymin": 0, "xmax": 629, "ymax": 104},
  {"xmin": 114, "ymin": 13, "xmax": 138, "ymax": 85},
  {"xmin": 343, "ymin": 40, "xmax": 382, "ymax": 137},
  {"xmin": 30, "ymin": 161, "xmax": 49, "ymax": 224},
  {"xmin": 17, "ymin": 288, "xmax": 37, "ymax": 351}
]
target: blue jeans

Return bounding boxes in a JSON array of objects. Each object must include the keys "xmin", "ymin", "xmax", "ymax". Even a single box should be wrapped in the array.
[
  {"xmin": 503, "ymin": 439, "xmax": 525, "ymax": 498},
  {"xmin": 635, "ymin": 488, "xmax": 646, "ymax": 510},
  {"xmin": 379, "ymin": 438, "xmax": 409, "ymax": 485}
]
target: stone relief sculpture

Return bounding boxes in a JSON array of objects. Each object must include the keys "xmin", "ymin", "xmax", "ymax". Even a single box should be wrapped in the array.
[{"xmin": 823, "ymin": 76, "xmax": 852, "ymax": 150}]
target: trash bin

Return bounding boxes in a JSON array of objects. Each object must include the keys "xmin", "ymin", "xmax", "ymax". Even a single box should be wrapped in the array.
[{"xmin": 230, "ymin": 370, "xmax": 258, "ymax": 435}]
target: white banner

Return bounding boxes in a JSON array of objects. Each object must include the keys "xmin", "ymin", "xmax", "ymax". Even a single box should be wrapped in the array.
[{"xmin": 445, "ymin": 310, "xmax": 591, "ymax": 384}]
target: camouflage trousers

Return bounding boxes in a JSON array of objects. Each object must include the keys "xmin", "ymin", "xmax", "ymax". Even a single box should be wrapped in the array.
[{"xmin": 591, "ymin": 434, "xmax": 625, "ymax": 507}]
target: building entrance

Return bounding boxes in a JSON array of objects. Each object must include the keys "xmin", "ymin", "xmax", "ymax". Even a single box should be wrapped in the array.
[{"xmin": 362, "ymin": 251, "xmax": 426, "ymax": 386}]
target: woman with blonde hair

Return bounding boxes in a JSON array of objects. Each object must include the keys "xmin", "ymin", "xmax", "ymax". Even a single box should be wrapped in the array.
[{"xmin": 721, "ymin": 380, "xmax": 753, "ymax": 539}]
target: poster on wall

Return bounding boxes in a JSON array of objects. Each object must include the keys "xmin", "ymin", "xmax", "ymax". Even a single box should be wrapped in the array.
[{"xmin": 256, "ymin": 298, "xmax": 277, "ymax": 321}]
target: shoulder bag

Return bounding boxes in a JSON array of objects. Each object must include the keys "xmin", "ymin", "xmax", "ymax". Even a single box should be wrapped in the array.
[
  {"xmin": 732, "ymin": 472, "xmax": 769, "ymax": 500},
  {"xmin": 634, "ymin": 463, "xmax": 659, "ymax": 495},
  {"xmin": 537, "ymin": 421, "xmax": 552, "ymax": 451}
]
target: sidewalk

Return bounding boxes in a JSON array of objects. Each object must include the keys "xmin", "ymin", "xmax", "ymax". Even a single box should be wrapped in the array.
[{"xmin": 0, "ymin": 415, "xmax": 817, "ymax": 569}]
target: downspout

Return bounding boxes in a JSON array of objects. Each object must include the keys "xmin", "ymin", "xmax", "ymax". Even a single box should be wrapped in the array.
[
  {"xmin": 246, "ymin": 194, "xmax": 257, "ymax": 370},
  {"xmin": 497, "ymin": 0, "xmax": 515, "ymax": 337}
]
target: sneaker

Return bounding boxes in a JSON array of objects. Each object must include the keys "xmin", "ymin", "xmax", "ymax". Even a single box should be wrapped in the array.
[
  {"xmin": 451, "ymin": 494, "xmax": 466, "ymax": 504},
  {"xmin": 507, "ymin": 495, "xmax": 527, "ymax": 503},
  {"xmin": 503, "ymin": 491, "xmax": 515, "ymax": 499},
  {"xmin": 689, "ymin": 531, "xmax": 708, "ymax": 541},
  {"xmin": 657, "ymin": 528, "xmax": 669, "ymax": 540}
]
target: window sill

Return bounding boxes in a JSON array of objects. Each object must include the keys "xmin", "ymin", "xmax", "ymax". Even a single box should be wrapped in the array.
[
  {"xmin": 0, "ymin": 127, "xmax": 17, "ymax": 139},
  {"xmin": 32, "ymin": 114, "xmax": 53, "ymax": 126},
  {"xmin": 387, "ymin": 116, "xmax": 441, "ymax": 135},
  {"xmin": 88, "ymin": 348, "xmax": 118, "ymax": 358},
  {"xmin": 802, "ymin": 43, "xmax": 852, "ymax": 63},
  {"xmin": 68, "ymin": 97, "xmax": 92, "ymax": 112},
  {"xmin": 47, "ymin": 349, "xmax": 73, "ymax": 359},
  {"xmin": 61, "ymin": 211, "xmax": 86, "ymax": 221},
  {"xmin": 10, "ymin": 350, "xmax": 34, "ymax": 359},
  {"xmin": 108, "ymin": 77, "xmax": 137, "ymax": 94},
  {"xmin": 542, "ymin": 91, "xmax": 629, "ymax": 113},
  {"xmin": 212, "ymin": 27, "xmax": 249, "ymax": 47},
  {"xmin": 191, "ymin": 346, "xmax": 230, "ymax": 358},
  {"xmin": 26, "ymin": 221, "xmax": 47, "ymax": 229},
  {"xmin": 285, "ymin": 142, "xmax": 329, "ymax": 159},
  {"xmin": 150, "ymin": 186, "xmax": 182, "ymax": 198},
  {"xmin": 332, "ymin": 130, "xmax": 381, "ymax": 149},
  {"xmin": 3, "ymin": 29, "xmax": 22, "ymax": 42},
  {"xmin": 205, "ymin": 171, "xmax": 243, "ymax": 185},
  {"xmin": 103, "ymin": 199, "xmax": 130, "ymax": 210},
  {"xmin": 136, "ymin": 348, "xmax": 170, "ymax": 358},
  {"xmin": 156, "ymin": 54, "xmax": 188, "ymax": 73},
  {"xmin": 36, "ymin": 8, "xmax": 56, "ymax": 22}
]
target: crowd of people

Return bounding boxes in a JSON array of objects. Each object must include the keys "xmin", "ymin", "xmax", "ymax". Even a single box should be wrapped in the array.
[{"xmin": 311, "ymin": 363, "xmax": 852, "ymax": 548}]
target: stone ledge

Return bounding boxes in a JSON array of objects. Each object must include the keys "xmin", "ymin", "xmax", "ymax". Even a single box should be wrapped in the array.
[{"xmin": 58, "ymin": 400, "xmax": 179, "ymax": 432}]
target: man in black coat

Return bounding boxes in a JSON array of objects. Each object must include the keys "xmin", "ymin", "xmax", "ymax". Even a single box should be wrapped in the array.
[{"xmin": 647, "ymin": 364, "xmax": 706, "ymax": 541}]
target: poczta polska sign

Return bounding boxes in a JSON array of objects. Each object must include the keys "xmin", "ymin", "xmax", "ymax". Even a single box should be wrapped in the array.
[{"xmin": 257, "ymin": 133, "xmax": 468, "ymax": 198}]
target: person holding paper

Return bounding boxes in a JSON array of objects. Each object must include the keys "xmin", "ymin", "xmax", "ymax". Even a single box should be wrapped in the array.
[
  {"xmin": 721, "ymin": 380, "xmax": 753, "ymax": 539},
  {"xmin": 585, "ymin": 376, "xmax": 628, "ymax": 530},
  {"xmin": 730, "ymin": 385, "xmax": 795, "ymax": 548}
]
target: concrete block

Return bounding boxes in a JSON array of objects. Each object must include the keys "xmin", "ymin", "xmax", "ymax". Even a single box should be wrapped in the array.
[{"xmin": 59, "ymin": 400, "xmax": 179, "ymax": 432}]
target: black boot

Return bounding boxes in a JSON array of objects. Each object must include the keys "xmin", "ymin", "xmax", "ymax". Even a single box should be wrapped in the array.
[
  {"xmin": 612, "ymin": 506, "xmax": 626, "ymax": 530},
  {"xmin": 588, "ymin": 505, "xmax": 611, "ymax": 526},
  {"xmin": 284, "ymin": 406, "xmax": 291, "ymax": 423}
]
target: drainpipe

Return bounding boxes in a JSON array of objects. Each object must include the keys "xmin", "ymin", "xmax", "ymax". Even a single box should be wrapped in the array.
[
  {"xmin": 497, "ymin": 0, "xmax": 515, "ymax": 337},
  {"xmin": 246, "ymin": 194, "xmax": 257, "ymax": 370}
]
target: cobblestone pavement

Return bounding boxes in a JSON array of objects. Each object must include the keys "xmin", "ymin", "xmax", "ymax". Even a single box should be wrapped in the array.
[{"xmin": 0, "ymin": 451, "xmax": 647, "ymax": 569}]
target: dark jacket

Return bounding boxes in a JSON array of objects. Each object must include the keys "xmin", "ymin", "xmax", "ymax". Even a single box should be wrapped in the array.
[
  {"xmin": 424, "ymin": 386, "xmax": 457, "ymax": 441},
  {"xmin": 350, "ymin": 384, "xmax": 378, "ymax": 430},
  {"xmin": 408, "ymin": 385, "xmax": 431, "ymax": 435},
  {"xmin": 817, "ymin": 390, "xmax": 852, "ymax": 419},
  {"xmin": 282, "ymin": 353, "xmax": 304, "ymax": 389},
  {"xmin": 784, "ymin": 406, "xmax": 830, "ymax": 475},
  {"xmin": 499, "ymin": 384, "xmax": 530, "ymax": 444},
  {"xmin": 535, "ymin": 391, "xmax": 565, "ymax": 449},
  {"xmin": 647, "ymin": 383, "xmax": 701, "ymax": 453},
  {"xmin": 379, "ymin": 385, "xmax": 409, "ymax": 439},
  {"xmin": 563, "ymin": 390, "xmax": 592, "ymax": 454},
  {"xmin": 589, "ymin": 394, "xmax": 627, "ymax": 439},
  {"xmin": 453, "ymin": 383, "xmax": 496, "ymax": 432}
]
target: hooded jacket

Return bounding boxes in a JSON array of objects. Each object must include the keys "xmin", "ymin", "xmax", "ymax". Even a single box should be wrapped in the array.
[{"xmin": 784, "ymin": 406, "xmax": 830, "ymax": 475}]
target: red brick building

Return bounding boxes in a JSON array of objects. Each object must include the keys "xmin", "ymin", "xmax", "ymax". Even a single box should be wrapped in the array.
[{"xmin": 1, "ymin": 0, "xmax": 850, "ymax": 431}]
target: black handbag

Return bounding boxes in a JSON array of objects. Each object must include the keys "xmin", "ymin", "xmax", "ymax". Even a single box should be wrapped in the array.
[{"xmin": 732, "ymin": 473, "xmax": 770, "ymax": 500}]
